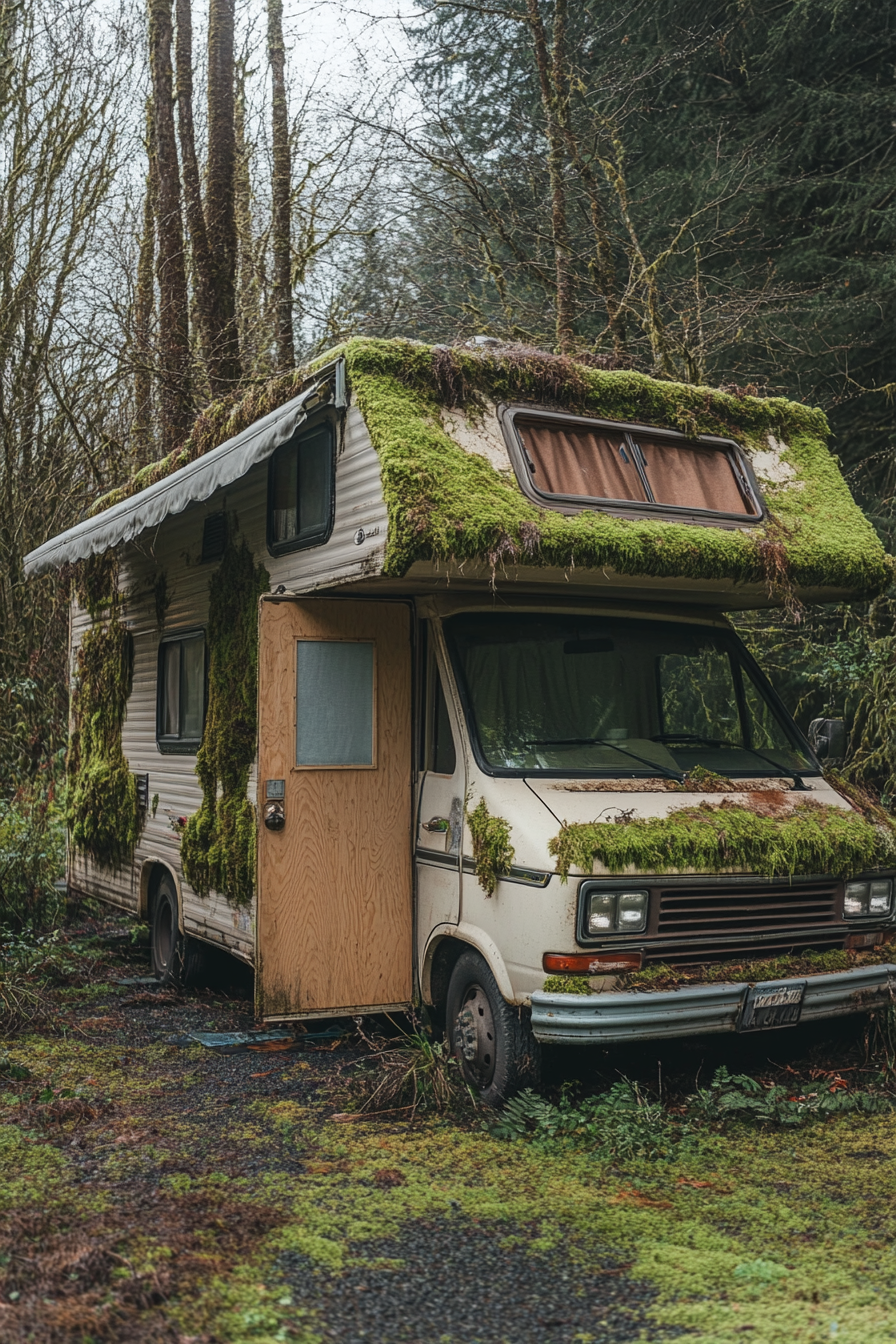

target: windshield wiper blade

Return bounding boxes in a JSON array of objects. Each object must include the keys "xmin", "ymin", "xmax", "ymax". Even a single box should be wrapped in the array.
[
  {"xmin": 525, "ymin": 737, "xmax": 685, "ymax": 783},
  {"xmin": 651, "ymin": 733, "xmax": 809, "ymax": 792}
]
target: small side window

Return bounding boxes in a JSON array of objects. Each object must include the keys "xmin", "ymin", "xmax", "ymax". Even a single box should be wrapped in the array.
[
  {"xmin": 429, "ymin": 669, "xmax": 457, "ymax": 775},
  {"xmin": 267, "ymin": 417, "xmax": 335, "ymax": 555},
  {"xmin": 157, "ymin": 631, "xmax": 206, "ymax": 753}
]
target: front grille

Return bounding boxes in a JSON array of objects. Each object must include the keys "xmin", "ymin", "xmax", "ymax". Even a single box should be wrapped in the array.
[
  {"xmin": 647, "ymin": 881, "xmax": 843, "ymax": 965},
  {"xmin": 658, "ymin": 881, "xmax": 840, "ymax": 936}
]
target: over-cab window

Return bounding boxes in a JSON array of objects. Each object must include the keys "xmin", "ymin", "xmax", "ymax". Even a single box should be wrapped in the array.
[
  {"xmin": 504, "ymin": 408, "xmax": 762, "ymax": 523},
  {"xmin": 267, "ymin": 417, "xmax": 335, "ymax": 555},
  {"xmin": 157, "ymin": 631, "xmax": 206, "ymax": 753}
]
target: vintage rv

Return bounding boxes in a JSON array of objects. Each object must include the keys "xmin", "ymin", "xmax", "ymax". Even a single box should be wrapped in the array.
[{"xmin": 25, "ymin": 338, "xmax": 896, "ymax": 1103}]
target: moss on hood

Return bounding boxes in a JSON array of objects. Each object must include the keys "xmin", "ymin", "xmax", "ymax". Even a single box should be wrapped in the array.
[
  {"xmin": 86, "ymin": 338, "xmax": 890, "ymax": 600},
  {"xmin": 549, "ymin": 797, "xmax": 896, "ymax": 880}
]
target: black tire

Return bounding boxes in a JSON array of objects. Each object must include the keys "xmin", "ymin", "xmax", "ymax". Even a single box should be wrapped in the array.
[
  {"xmin": 149, "ymin": 873, "xmax": 206, "ymax": 988},
  {"xmin": 446, "ymin": 948, "xmax": 541, "ymax": 1106}
]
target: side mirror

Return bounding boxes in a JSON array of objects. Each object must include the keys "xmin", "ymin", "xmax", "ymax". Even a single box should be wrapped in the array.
[{"xmin": 808, "ymin": 718, "xmax": 846, "ymax": 760}]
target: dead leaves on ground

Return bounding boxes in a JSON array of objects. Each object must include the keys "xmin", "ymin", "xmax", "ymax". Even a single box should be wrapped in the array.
[{"xmin": 0, "ymin": 1191, "xmax": 284, "ymax": 1342}]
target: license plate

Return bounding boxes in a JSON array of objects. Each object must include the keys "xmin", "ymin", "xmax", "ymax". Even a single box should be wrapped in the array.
[{"xmin": 738, "ymin": 980, "xmax": 806, "ymax": 1032}]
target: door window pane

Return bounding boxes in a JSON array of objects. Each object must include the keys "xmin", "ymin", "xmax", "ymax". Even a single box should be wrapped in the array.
[{"xmin": 296, "ymin": 640, "xmax": 374, "ymax": 766}]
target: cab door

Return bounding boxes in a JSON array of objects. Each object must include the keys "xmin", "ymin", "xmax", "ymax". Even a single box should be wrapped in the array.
[{"xmin": 257, "ymin": 598, "xmax": 412, "ymax": 1018}]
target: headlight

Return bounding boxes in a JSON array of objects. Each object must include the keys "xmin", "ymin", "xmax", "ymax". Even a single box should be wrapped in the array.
[
  {"xmin": 586, "ymin": 889, "xmax": 648, "ymax": 935},
  {"xmin": 844, "ymin": 878, "xmax": 893, "ymax": 918}
]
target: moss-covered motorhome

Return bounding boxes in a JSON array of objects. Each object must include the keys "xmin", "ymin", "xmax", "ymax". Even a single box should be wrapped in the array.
[{"xmin": 26, "ymin": 338, "xmax": 896, "ymax": 1102}]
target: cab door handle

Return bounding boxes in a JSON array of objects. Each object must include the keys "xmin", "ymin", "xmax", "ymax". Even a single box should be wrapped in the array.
[{"xmin": 421, "ymin": 817, "xmax": 450, "ymax": 833}]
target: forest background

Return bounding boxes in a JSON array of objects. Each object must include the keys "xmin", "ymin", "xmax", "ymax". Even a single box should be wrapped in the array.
[{"xmin": 1, "ymin": 0, "xmax": 895, "ymax": 926}]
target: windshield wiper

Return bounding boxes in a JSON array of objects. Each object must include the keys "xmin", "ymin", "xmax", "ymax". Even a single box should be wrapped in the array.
[
  {"xmin": 651, "ymin": 733, "xmax": 810, "ymax": 792},
  {"xmin": 525, "ymin": 737, "xmax": 685, "ymax": 783}
]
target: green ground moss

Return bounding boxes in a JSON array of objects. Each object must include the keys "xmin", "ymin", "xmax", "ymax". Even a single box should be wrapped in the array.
[
  {"xmin": 181, "ymin": 531, "xmax": 269, "ymax": 904},
  {"xmin": 8, "ymin": 974, "xmax": 896, "ymax": 1344},
  {"xmin": 0, "ymin": 1123, "xmax": 70, "ymax": 1212},
  {"xmin": 82, "ymin": 338, "xmax": 889, "ymax": 602},
  {"xmin": 466, "ymin": 798, "xmax": 515, "ymax": 895},
  {"xmin": 549, "ymin": 798, "xmax": 896, "ymax": 879},
  {"xmin": 66, "ymin": 613, "xmax": 141, "ymax": 868}
]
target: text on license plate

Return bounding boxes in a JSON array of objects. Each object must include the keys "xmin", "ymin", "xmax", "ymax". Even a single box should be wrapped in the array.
[{"xmin": 738, "ymin": 980, "xmax": 806, "ymax": 1032}]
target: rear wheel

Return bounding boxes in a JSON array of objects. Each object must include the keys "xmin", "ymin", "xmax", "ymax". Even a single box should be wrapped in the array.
[
  {"xmin": 150, "ymin": 873, "xmax": 205, "ymax": 988},
  {"xmin": 446, "ymin": 948, "xmax": 540, "ymax": 1106}
]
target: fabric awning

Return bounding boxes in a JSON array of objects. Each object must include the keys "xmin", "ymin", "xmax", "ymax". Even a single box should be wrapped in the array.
[{"xmin": 24, "ymin": 375, "xmax": 332, "ymax": 576}]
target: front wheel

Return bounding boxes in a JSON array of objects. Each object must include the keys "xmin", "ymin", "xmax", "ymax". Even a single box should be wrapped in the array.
[
  {"xmin": 150, "ymin": 874, "xmax": 205, "ymax": 988},
  {"xmin": 446, "ymin": 949, "xmax": 540, "ymax": 1106}
]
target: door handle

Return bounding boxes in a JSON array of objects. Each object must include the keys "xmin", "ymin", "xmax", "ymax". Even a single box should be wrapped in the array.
[{"xmin": 422, "ymin": 816, "xmax": 450, "ymax": 833}]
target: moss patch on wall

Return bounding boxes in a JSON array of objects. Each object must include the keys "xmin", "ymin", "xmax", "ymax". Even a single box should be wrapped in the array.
[
  {"xmin": 72, "ymin": 551, "xmax": 120, "ymax": 618},
  {"xmin": 180, "ymin": 532, "xmax": 269, "ymax": 905},
  {"xmin": 466, "ymin": 798, "xmax": 515, "ymax": 895},
  {"xmin": 83, "ymin": 338, "xmax": 889, "ymax": 603},
  {"xmin": 548, "ymin": 798, "xmax": 896, "ymax": 880},
  {"xmin": 66, "ymin": 613, "xmax": 141, "ymax": 869}
]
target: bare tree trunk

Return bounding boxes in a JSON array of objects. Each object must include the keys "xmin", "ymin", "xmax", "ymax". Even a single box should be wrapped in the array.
[
  {"xmin": 148, "ymin": 0, "xmax": 192, "ymax": 449},
  {"xmin": 206, "ymin": 0, "xmax": 241, "ymax": 386},
  {"xmin": 234, "ymin": 60, "xmax": 264, "ymax": 377},
  {"xmin": 175, "ymin": 0, "xmax": 224, "ymax": 393},
  {"xmin": 267, "ymin": 0, "xmax": 293, "ymax": 369},
  {"xmin": 132, "ymin": 107, "xmax": 156, "ymax": 465},
  {"xmin": 525, "ymin": 0, "xmax": 575, "ymax": 355}
]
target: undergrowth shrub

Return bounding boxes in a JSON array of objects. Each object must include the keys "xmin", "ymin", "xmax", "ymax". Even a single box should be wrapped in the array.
[
  {"xmin": 492, "ymin": 1067, "xmax": 893, "ymax": 1154},
  {"xmin": 0, "ymin": 778, "xmax": 64, "ymax": 931},
  {"xmin": 351, "ymin": 1018, "xmax": 474, "ymax": 1118},
  {"xmin": 692, "ymin": 1065, "xmax": 893, "ymax": 1124},
  {"xmin": 492, "ymin": 1081, "xmax": 678, "ymax": 1160}
]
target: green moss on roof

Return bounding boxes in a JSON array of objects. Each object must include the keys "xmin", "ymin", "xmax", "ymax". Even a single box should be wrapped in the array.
[{"xmin": 88, "ymin": 338, "xmax": 890, "ymax": 598}]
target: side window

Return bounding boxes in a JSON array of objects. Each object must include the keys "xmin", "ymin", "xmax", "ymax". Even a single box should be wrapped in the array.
[
  {"xmin": 157, "ymin": 632, "xmax": 206, "ymax": 752},
  {"xmin": 267, "ymin": 417, "xmax": 335, "ymax": 555},
  {"xmin": 429, "ymin": 668, "xmax": 457, "ymax": 775}
]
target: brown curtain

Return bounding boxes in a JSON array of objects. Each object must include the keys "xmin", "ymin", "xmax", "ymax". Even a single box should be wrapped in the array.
[
  {"xmin": 637, "ymin": 436, "xmax": 757, "ymax": 515},
  {"xmin": 519, "ymin": 420, "xmax": 646, "ymax": 502}
]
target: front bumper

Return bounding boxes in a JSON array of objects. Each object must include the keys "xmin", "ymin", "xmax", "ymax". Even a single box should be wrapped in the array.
[{"xmin": 530, "ymin": 963, "xmax": 896, "ymax": 1043}]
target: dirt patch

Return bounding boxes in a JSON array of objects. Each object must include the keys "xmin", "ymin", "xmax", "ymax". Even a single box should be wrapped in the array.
[{"xmin": 277, "ymin": 1217, "xmax": 684, "ymax": 1344}]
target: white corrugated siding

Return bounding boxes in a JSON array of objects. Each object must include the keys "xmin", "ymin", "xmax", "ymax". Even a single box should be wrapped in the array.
[{"xmin": 68, "ymin": 403, "xmax": 387, "ymax": 962}]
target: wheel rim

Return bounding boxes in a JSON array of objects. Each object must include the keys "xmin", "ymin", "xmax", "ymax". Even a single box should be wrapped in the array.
[
  {"xmin": 155, "ymin": 897, "xmax": 174, "ymax": 971},
  {"xmin": 453, "ymin": 981, "xmax": 497, "ymax": 1088}
]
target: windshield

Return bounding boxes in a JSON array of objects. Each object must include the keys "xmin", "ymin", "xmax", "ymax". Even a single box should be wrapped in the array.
[{"xmin": 445, "ymin": 613, "xmax": 817, "ymax": 778}]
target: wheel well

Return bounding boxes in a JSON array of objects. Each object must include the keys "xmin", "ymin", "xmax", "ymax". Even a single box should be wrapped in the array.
[
  {"xmin": 428, "ymin": 937, "xmax": 467, "ymax": 1014},
  {"xmin": 141, "ymin": 862, "xmax": 182, "ymax": 931}
]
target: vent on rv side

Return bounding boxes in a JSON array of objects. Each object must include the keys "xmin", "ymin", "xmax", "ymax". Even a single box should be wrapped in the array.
[
  {"xmin": 201, "ymin": 512, "xmax": 228, "ymax": 562},
  {"xmin": 504, "ymin": 409, "xmax": 762, "ymax": 524}
]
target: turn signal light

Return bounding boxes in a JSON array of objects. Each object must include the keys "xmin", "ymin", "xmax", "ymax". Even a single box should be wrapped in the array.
[{"xmin": 542, "ymin": 952, "xmax": 643, "ymax": 974}]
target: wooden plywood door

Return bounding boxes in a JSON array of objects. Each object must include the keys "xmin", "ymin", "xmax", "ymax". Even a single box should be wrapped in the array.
[{"xmin": 257, "ymin": 599, "xmax": 412, "ymax": 1018}]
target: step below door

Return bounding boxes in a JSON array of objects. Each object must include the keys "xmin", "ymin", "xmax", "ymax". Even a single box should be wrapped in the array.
[{"xmin": 257, "ymin": 598, "xmax": 412, "ymax": 1018}]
